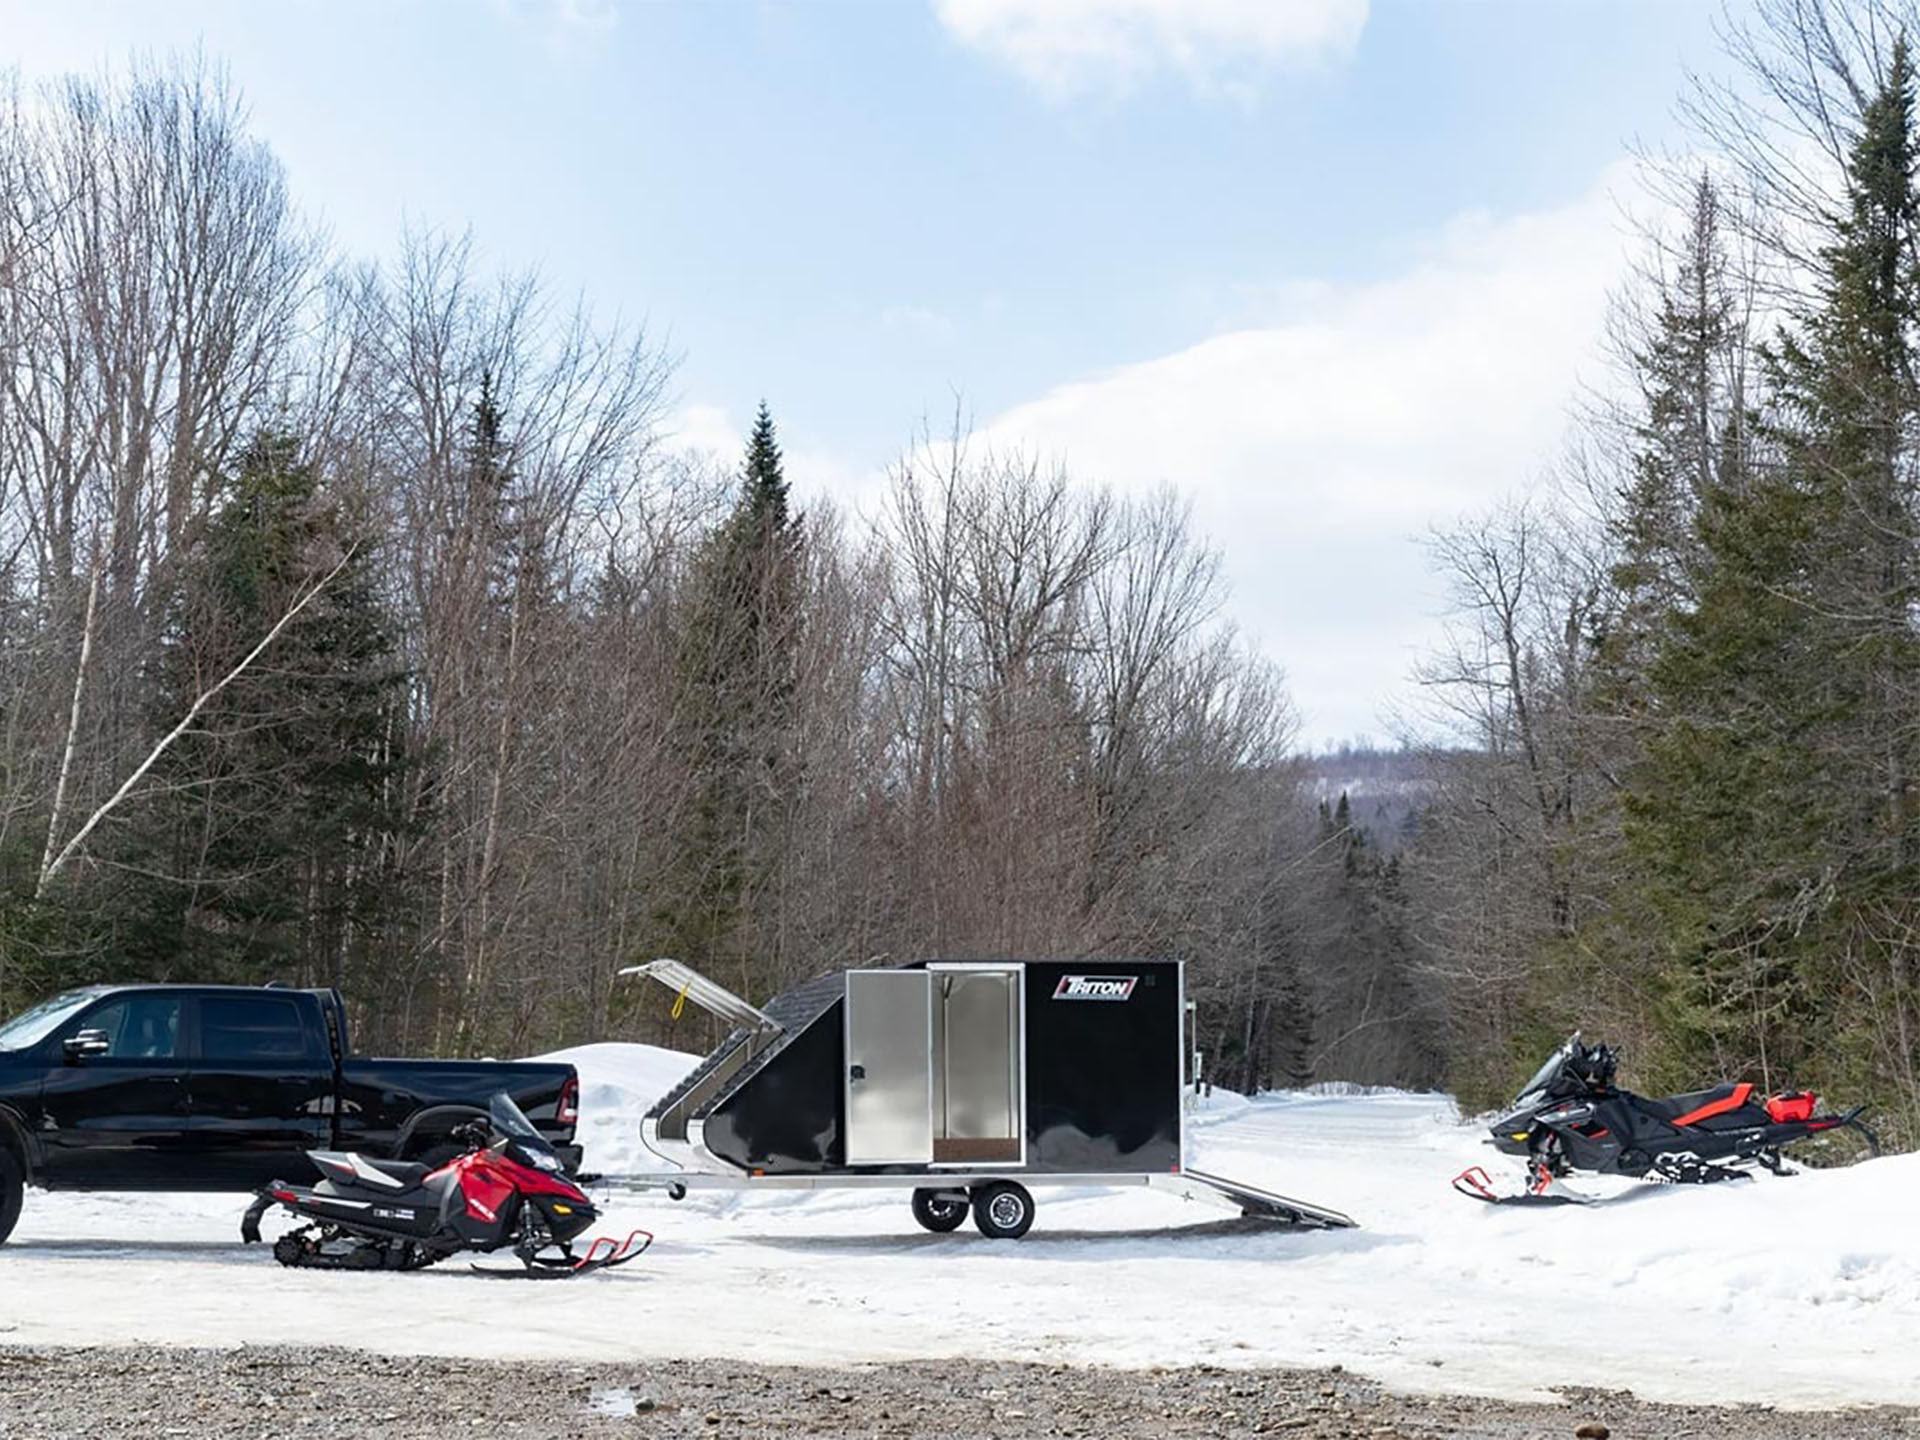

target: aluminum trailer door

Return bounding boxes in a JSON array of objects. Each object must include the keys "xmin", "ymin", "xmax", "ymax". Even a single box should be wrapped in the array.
[{"xmin": 844, "ymin": 969, "xmax": 934, "ymax": 1165}]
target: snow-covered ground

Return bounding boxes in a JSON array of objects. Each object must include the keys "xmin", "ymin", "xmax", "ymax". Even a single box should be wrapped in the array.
[{"xmin": 2, "ymin": 1042, "xmax": 1915, "ymax": 1410}]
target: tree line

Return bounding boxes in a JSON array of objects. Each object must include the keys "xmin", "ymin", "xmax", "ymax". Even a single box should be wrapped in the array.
[
  {"xmin": 20, "ymin": 4, "xmax": 1915, "ymax": 1147},
  {"xmin": 1401, "ymin": 0, "xmax": 1920, "ymax": 1146},
  {"xmin": 0, "ymin": 57, "xmax": 1439, "ymax": 1084}
]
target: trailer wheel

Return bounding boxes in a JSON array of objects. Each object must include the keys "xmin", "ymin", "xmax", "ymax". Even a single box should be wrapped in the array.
[
  {"xmin": 970, "ymin": 1181, "xmax": 1033, "ymax": 1239},
  {"xmin": 0, "ymin": 1148, "xmax": 23, "ymax": 1247},
  {"xmin": 910, "ymin": 1188, "xmax": 969, "ymax": 1233}
]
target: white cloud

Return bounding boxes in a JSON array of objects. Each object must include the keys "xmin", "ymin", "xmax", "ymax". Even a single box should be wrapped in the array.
[
  {"xmin": 665, "ymin": 403, "xmax": 742, "ymax": 463},
  {"xmin": 975, "ymin": 163, "xmax": 1642, "ymax": 745},
  {"xmin": 933, "ymin": 0, "xmax": 1368, "ymax": 100}
]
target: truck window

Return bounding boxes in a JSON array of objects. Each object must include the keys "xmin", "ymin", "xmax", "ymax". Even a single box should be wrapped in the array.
[
  {"xmin": 76, "ymin": 995, "xmax": 184, "ymax": 1059},
  {"xmin": 199, "ymin": 996, "xmax": 312, "ymax": 1062}
]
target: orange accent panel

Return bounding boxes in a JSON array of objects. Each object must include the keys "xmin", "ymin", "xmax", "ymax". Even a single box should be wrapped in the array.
[{"xmin": 1672, "ymin": 1082, "xmax": 1753, "ymax": 1128}]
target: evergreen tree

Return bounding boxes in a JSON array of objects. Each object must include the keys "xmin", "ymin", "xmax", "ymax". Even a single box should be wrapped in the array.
[
  {"xmin": 665, "ymin": 403, "xmax": 805, "ymax": 996},
  {"xmin": 1606, "ymin": 172, "xmax": 1745, "ymax": 684},
  {"xmin": 1623, "ymin": 44, "xmax": 1920, "ymax": 1089},
  {"xmin": 1302, "ymin": 793, "xmax": 1444, "ymax": 1088},
  {"xmin": 124, "ymin": 429, "xmax": 414, "ymax": 987}
]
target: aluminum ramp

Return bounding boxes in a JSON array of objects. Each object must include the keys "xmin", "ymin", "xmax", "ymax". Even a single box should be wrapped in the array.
[{"xmin": 1149, "ymin": 1167, "xmax": 1356, "ymax": 1229}]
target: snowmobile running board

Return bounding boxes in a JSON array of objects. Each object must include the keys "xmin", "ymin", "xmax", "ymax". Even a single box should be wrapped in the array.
[{"xmin": 602, "ymin": 1168, "xmax": 1357, "ymax": 1231}]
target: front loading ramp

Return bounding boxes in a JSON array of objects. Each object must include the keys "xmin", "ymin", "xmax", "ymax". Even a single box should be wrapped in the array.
[{"xmin": 1151, "ymin": 1167, "xmax": 1357, "ymax": 1230}]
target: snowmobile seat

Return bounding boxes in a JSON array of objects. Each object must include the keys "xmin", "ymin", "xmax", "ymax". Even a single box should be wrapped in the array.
[
  {"xmin": 1640, "ymin": 1082, "xmax": 1755, "ymax": 1128},
  {"xmin": 312, "ymin": 1151, "xmax": 439, "ymax": 1191},
  {"xmin": 363, "ymin": 1158, "xmax": 436, "ymax": 1188}
]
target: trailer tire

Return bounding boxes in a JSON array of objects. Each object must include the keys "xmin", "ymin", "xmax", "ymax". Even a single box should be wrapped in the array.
[
  {"xmin": 970, "ymin": 1181, "xmax": 1033, "ymax": 1239},
  {"xmin": 0, "ymin": 1148, "xmax": 23, "ymax": 1247},
  {"xmin": 910, "ymin": 1188, "xmax": 969, "ymax": 1233}
]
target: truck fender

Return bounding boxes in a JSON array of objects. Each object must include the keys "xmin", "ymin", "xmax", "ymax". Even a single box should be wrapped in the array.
[
  {"xmin": 0, "ymin": 1104, "xmax": 36, "ymax": 1185},
  {"xmin": 391, "ymin": 1104, "xmax": 488, "ymax": 1160}
]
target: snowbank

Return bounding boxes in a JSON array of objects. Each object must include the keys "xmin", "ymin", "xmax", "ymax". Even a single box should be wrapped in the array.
[{"xmin": 527, "ymin": 1041, "xmax": 699, "ymax": 1174}]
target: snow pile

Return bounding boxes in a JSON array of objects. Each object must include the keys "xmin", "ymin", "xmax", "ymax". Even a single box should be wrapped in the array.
[
  {"xmin": 528, "ymin": 1041, "xmax": 699, "ymax": 1174},
  {"xmin": 3, "ymin": 1071, "xmax": 1917, "ymax": 1410}
]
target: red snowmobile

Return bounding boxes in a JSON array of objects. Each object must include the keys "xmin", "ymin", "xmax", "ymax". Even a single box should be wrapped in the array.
[{"xmin": 242, "ymin": 1092, "xmax": 647, "ymax": 1276}]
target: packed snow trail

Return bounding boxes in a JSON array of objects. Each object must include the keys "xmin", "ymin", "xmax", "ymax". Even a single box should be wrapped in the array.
[{"xmin": 1, "ymin": 1043, "xmax": 1914, "ymax": 1409}]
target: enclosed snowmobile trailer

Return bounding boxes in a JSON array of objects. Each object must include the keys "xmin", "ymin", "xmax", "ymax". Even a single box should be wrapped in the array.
[{"xmin": 616, "ymin": 958, "xmax": 1355, "ymax": 1237}]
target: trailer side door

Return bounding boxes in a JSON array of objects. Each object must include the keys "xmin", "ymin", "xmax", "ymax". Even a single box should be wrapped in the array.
[{"xmin": 843, "ymin": 969, "xmax": 933, "ymax": 1166}]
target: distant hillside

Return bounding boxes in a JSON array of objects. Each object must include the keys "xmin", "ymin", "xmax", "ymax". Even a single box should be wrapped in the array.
[{"xmin": 1296, "ymin": 745, "xmax": 1435, "ymax": 851}]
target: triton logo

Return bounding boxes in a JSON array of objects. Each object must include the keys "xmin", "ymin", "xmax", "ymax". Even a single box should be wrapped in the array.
[{"xmin": 1053, "ymin": 974, "xmax": 1137, "ymax": 1001}]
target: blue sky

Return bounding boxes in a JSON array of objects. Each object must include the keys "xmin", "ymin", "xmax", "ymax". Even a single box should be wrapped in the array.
[{"xmin": 4, "ymin": 0, "xmax": 1730, "ymax": 745}]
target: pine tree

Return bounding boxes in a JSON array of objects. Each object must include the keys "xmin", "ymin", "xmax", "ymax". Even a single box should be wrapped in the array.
[
  {"xmin": 123, "ymin": 429, "xmax": 414, "ymax": 987},
  {"xmin": 1607, "ymin": 172, "xmax": 1745, "ymax": 678},
  {"xmin": 665, "ymin": 403, "xmax": 805, "ymax": 997},
  {"xmin": 1622, "ymin": 44, "xmax": 1920, "ymax": 1089}
]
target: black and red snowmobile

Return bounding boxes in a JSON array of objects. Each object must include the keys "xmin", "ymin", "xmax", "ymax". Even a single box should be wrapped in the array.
[
  {"xmin": 242, "ymin": 1092, "xmax": 648, "ymax": 1276},
  {"xmin": 1453, "ymin": 1034, "xmax": 1878, "ymax": 1206}
]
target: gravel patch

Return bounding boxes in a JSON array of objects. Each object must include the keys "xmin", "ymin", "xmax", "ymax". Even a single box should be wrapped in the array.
[{"xmin": 0, "ymin": 1347, "xmax": 1915, "ymax": 1439}]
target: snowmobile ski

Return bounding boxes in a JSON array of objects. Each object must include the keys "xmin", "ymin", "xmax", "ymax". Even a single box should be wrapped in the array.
[
  {"xmin": 1450, "ymin": 1164, "xmax": 1596, "ymax": 1207},
  {"xmin": 468, "ymin": 1228, "xmax": 652, "ymax": 1278}
]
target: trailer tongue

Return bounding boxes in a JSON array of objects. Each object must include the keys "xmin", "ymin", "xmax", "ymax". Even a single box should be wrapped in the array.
[{"xmin": 610, "ymin": 958, "xmax": 1357, "ymax": 1237}]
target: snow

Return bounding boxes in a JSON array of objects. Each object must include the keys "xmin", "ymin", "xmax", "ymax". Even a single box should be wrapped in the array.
[
  {"xmin": 527, "ymin": 1042, "xmax": 695, "ymax": 1176},
  {"xmin": 2, "ymin": 1042, "xmax": 1916, "ymax": 1411}
]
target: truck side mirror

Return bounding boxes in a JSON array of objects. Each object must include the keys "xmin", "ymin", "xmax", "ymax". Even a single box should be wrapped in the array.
[{"xmin": 63, "ymin": 1028, "xmax": 110, "ymax": 1063}]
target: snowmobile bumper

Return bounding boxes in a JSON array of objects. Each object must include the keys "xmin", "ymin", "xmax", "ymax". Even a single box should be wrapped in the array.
[{"xmin": 241, "ymin": 1189, "xmax": 274, "ymax": 1244}]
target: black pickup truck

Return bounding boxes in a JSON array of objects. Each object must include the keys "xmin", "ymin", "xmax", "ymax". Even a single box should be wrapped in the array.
[{"xmin": 0, "ymin": 983, "xmax": 580, "ymax": 1244}]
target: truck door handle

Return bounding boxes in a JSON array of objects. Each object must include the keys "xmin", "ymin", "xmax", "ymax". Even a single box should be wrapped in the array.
[{"xmin": 849, "ymin": 1065, "xmax": 866, "ymax": 1082}]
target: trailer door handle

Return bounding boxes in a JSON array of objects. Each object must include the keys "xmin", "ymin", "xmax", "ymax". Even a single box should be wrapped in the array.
[{"xmin": 849, "ymin": 1064, "xmax": 866, "ymax": 1082}]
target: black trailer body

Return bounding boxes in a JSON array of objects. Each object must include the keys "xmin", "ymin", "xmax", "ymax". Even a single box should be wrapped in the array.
[
  {"xmin": 624, "ymin": 958, "xmax": 1353, "ymax": 1236},
  {"xmin": 687, "ymin": 960, "xmax": 1180, "ymax": 1177}
]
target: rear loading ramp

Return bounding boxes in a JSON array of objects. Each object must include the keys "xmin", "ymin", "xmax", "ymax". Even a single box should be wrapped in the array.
[{"xmin": 1149, "ymin": 1167, "xmax": 1356, "ymax": 1229}]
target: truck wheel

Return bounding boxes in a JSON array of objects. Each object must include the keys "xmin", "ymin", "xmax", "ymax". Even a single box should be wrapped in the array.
[
  {"xmin": 911, "ymin": 1187, "xmax": 969, "ymax": 1233},
  {"xmin": 970, "ymin": 1181, "xmax": 1033, "ymax": 1239},
  {"xmin": 0, "ymin": 1149, "xmax": 23, "ymax": 1247}
]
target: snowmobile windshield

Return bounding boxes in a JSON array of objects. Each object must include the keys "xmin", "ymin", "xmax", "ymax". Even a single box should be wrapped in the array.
[
  {"xmin": 488, "ymin": 1092, "xmax": 550, "ymax": 1148},
  {"xmin": 1516, "ymin": 1038, "xmax": 1577, "ymax": 1101},
  {"xmin": 0, "ymin": 989, "xmax": 102, "ymax": 1052}
]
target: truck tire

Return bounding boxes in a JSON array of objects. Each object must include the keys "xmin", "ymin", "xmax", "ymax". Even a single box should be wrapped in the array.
[
  {"xmin": 970, "ymin": 1181, "xmax": 1033, "ymax": 1239},
  {"xmin": 910, "ymin": 1187, "xmax": 969, "ymax": 1233},
  {"xmin": 0, "ymin": 1148, "xmax": 23, "ymax": 1247}
]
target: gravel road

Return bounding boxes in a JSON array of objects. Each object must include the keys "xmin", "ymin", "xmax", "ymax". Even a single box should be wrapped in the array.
[{"xmin": 1, "ymin": 1348, "xmax": 1914, "ymax": 1440}]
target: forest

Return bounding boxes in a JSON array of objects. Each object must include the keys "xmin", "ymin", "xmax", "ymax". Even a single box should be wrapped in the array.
[{"xmin": 4, "ymin": 0, "xmax": 1920, "ymax": 1152}]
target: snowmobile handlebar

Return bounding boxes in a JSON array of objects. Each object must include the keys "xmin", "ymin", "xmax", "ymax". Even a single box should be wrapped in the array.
[{"xmin": 450, "ymin": 1119, "xmax": 490, "ymax": 1151}]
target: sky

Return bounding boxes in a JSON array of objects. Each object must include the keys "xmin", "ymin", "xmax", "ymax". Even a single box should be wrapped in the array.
[{"xmin": 0, "ymin": 0, "xmax": 1733, "ymax": 747}]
